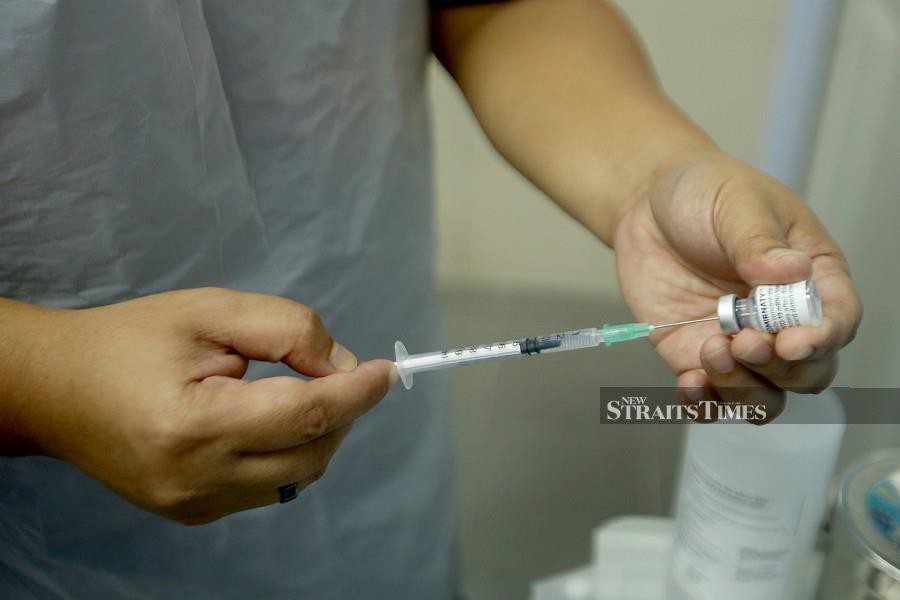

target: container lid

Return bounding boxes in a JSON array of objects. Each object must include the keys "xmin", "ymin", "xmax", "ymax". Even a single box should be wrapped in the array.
[
  {"xmin": 839, "ymin": 448, "xmax": 900, "ymax": 580},
  {"xmin": 717, "ymin": 293, "xmax": 740, "ymax": 334}
]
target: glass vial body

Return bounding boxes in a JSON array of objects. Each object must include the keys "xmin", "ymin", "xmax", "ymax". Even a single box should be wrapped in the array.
[{"xmin": 718, "ymin": 279, "xmax": 823, "ymax": 334}]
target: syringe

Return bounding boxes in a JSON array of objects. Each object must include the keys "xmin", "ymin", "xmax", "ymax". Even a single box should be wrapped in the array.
[
  {"xmin": 393, "ymin": 279, "xmax": 825, "ymax": 390},
  {"xmin": 393, "ymin": 319, "xmax": 714, "ymax": 391}
]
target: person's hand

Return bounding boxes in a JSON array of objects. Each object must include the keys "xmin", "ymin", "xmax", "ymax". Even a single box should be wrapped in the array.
[
  {"xmin": 613, "ymin": 151, "xmax": 862, "ymax": 412},
  {"xmin": 7, "ymin": 288, "xmax": 395, "ymax": 524}
]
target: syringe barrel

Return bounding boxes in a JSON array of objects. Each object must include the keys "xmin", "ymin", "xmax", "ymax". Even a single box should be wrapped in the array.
[
  {"xmin": 393, "ymin": 328, "xmax": 605, "ymax": 390},
  {"xmin": 402, "ymin": 341, "xmax": 522, "ymax": 373}
]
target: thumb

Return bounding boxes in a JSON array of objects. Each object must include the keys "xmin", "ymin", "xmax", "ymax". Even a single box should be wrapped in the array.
[
  {"xmin": 200, "ymin": 289, "xmax": 358, "ymax": 377},
  {"xmin": 715, "ymin": 193, "xmax": 812, "ymax": 286}
]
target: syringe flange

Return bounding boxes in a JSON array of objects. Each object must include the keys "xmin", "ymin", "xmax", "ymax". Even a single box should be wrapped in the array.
[{"xmin": 394, "ymin": 340, "xmax": 414, "ymax": 390}]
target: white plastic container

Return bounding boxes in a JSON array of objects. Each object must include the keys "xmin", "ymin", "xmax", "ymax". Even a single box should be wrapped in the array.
[{"xmin": 666, "ymin": 390, "xmax": 845, "ymax": 600}]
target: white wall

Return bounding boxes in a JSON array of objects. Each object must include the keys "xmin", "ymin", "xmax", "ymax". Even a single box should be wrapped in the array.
[
  {"xmin": 430, "ymin": 0, "xmax": 787, "ymax": 297},
  {"xmin": 804, "ymin": 0, "xmax": 900, "ymax": 387}
]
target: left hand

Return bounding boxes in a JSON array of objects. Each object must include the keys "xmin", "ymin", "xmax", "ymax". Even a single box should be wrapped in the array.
[{"xmin": 613, "ymin": 151, "xmax": 862, "ymax": 413}]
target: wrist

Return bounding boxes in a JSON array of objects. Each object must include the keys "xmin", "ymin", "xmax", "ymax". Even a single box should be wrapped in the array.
[{"xmin": 0, "ymin": 299, "xmax": 70, "ymax": 456}]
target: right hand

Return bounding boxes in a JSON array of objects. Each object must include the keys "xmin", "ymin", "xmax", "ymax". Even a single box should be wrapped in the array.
[{"xmin": 6, "ymin": 288, "xmax": 396, "ymax": 524}]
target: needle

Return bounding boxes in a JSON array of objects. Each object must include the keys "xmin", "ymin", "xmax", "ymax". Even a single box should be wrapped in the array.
[{"xmin": 652, "ymin": 316, "xmax": 719, "ymax": 330}]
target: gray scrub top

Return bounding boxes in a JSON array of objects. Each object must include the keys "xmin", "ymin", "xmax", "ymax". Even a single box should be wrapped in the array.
[{"xmin": 0, "ymin": 1, "xmax": 453, "ymax": 598}]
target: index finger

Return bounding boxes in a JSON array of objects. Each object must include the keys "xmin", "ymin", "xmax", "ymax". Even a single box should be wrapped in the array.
[
  {"xmin": 226, "ymin": 360, "xmax": 396, "ymax": 452},
  {"xmin": 774, "ymin": 256, "xmax": 862, "ymax": 361},
  {"xmin": 194, "ymin": 289, "xmax": 356, "ymax": 378}
]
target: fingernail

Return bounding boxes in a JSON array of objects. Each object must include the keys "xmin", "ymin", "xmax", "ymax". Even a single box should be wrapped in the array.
[
  {"xmin": 329, "ymin": 342, "xmax": 358, "ymax": 372},
  {"xmin": 388, "ymin": 364, "xmax": 400, "ymax": 387},
  {"xmin": 767, "ymin": 248, "xmax": 802, "ymax": 262},
  {"xmin": 788, "ymin": 346, "xmax": 814, "ymax": 361},
  {"xmin": 707, "ymin": 347, "xmax": 734, "ymax": 374},
  {"xmin": 737, "ymin": 339, "xmax": 771, "ymax": 366}
]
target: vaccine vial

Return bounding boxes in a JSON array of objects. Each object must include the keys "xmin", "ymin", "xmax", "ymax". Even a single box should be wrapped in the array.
[{"xmin": 717, "ymin": 279, "xmax": 823, "ymax": 334}]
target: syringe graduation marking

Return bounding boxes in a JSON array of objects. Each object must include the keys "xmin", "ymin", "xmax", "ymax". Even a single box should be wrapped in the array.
[{"xmin": 441, "ymin": 340, "xmax": 521, "ymax": 360}]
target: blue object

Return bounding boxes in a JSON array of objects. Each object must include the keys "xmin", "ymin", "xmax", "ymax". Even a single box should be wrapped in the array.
[{"xmin": 867, "ymin": 479, "xmax": 900, "ymax": 546}]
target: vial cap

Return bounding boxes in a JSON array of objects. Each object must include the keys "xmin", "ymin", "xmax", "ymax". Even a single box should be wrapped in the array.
[{"xmin": 717, "ymin": 293, "xmax": 740, "ymax": 334}]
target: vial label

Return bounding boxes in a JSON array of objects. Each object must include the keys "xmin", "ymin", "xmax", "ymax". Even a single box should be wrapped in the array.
[{"xmin": 752, "ymin": 281, "xmax": 813, "ymax": 333}]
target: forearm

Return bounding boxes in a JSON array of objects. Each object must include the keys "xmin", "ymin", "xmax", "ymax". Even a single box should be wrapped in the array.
[
  {"xmin": 433, "ymin": 0, "xmax": 715, "ymax": 245},
  {"xmin": 0, "ymin": 298, "xmax": 58, "ymax": 455}
]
